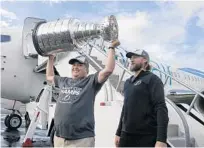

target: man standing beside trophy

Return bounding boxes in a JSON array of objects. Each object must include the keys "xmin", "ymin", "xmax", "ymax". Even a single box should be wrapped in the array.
[{"xmin": 46, "ymin": 39, "xmax": 120, "ymax": 147}]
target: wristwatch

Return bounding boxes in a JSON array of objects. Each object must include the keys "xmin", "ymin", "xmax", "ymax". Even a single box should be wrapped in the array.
[{"xmin": 108, "ymin": 46, "xmax": 115, "ymax": 49}]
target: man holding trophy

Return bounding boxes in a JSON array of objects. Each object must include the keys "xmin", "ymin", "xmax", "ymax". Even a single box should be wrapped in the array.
[
  {"xmin": 41, "ymin": 15, "xmax": 120, "ymax": 147},
  {"xmin": 46, "ymin": 40, "xmax": 120, "ymax": 147}
]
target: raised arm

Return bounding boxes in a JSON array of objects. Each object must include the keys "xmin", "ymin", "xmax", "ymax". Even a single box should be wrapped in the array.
[
  {"xmin": 98, "ymin": 40, "xmax": 120, "ymax": 83},
  {"xmin": 46, "ymin": 55, "xmax": 55, "ymax": 84}
]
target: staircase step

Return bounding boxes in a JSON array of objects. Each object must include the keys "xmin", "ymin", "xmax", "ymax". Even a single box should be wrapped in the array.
[
  {"xmin": 168, "ymin": 137, "xmax": 186, "ymax": 147},
  {"xmin": 90, "ymin": 56, "xmax": 105, "ymax": 69},
  {"xmin": 86, "ymin": 56, "xmax": 101, "ymax": 71},
  {"xmin": 117, "ymin": 81, "xmax": 125, "ymax": 93},
  {"xmin": 167, "ymin": 124, "xmax": 179, "ymax": 137},
  {"xmin": 91, "ymin": 56, "xmax": 97, "ymax": 61}
]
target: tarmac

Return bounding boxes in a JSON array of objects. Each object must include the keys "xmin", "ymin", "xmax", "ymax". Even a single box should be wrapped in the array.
[{"xmin": 1, "ymin": 108, "xmax": 51, "ymax": 147}]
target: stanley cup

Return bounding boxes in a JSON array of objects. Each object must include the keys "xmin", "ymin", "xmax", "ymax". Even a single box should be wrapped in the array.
[{"xmin": 32, "ymin": 15, "xmax": 118, "ymax": 56}]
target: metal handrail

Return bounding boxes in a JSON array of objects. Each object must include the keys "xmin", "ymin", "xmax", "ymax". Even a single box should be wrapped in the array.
[
  {"xmin": 186, "ymin": 94, "xmax": 199, "ymax": 115},
  {"xmin": 165, "ymin": 97, "xmax": 191, "ymax": 147}
]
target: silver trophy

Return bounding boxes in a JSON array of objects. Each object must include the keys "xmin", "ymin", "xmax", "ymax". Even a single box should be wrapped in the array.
[{"xmin": 22, "ymin": 15, "xmax": 118, "ymax": 57}]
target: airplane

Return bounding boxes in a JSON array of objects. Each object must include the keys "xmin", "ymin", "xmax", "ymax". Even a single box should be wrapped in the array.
[{"xmin": 1, "ymin": 18, "xmax": 204, "ymax": 132}]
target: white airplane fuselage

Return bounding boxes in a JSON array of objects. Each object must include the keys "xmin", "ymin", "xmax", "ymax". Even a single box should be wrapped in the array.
[
  {"xmin": 1, "ymin": 28, "xmax": 204, "ymax": 104},
  {"xmin": 150, "ymin": 60, "xmax": 204, "ymax": 94},
  {"xmin": 1, "ymin": 29, "xmax": 46, "ymax": 104}
]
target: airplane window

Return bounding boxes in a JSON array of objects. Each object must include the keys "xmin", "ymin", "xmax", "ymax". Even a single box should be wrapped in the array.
[{"xmin": 0, "ymin": 35, "xmax": 11, "ymax": 42}]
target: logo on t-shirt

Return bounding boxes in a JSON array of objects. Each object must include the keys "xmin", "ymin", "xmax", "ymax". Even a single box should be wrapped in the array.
[{"xmin": 58, "ymin": 87, "xmax": 83, "ymax": 103}]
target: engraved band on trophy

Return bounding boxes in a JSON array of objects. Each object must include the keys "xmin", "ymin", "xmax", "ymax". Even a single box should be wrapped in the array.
[{"xmin": 32, "ymin": 15, "xmax": 118, "ymax": 56}]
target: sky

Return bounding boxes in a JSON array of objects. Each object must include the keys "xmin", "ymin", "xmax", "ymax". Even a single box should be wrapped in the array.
[{"xmin": 1, "ymin": 0, "xmax": 204, "ymax": 71}]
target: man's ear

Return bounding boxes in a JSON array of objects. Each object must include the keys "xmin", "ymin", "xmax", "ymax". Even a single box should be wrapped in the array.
[
  {"xmin": 143, "ymin": 58, "xmax": 148, "ymax": 64},
  {"xmin": 143, "ymin": 59, "xmax": 148, "ymax": 69},
  {"xmin": 86, "ymin": 67, "xmax": 89, "ymax": 74}
]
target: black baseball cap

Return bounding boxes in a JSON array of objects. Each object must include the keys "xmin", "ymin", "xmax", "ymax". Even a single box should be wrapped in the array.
[
  {"xmin": 69, "ymin": 55, "xmax": 89, "ymax": 69},
  {"xmin": 126, "ymin": 49, "xmax": 150, "ymax": 62}
]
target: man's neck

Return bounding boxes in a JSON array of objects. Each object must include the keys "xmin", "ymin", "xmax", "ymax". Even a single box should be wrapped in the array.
[
  {"xmin": 134, "ymin": 69, "xmax": 144, "ymax": 77},
  {"xmin": 72, "ymin": 75, "xmax": 86, "ymax": 80}
]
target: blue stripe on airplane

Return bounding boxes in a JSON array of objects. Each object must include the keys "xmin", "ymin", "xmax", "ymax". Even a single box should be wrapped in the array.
[
  {"xmin": 183, "ymin": 68, "xmax": 204, "ymax": 75},
  {"xmin": 179, "ymin": 68, "xmax": 204, "ymax": 78}
]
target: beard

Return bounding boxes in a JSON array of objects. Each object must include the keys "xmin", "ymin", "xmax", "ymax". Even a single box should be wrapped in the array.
[{"xmin": 130, "ymin": 63, "xmax": 143, "ymax": 72}]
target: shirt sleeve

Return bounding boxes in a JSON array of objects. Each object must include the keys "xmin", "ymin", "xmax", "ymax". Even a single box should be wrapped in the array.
[
  {"xmin": 115, "ymin": 79, "xmax": 130, "ymax": 136},
  {"xmin": 116, "ymin": 105, "xmax": 124, "ymax": 136},
  {"xmin": 149, "ymin": 75, "xmax": 169, "ymax": 143},
  {"xmin": 54, "ymin": 75, "xmax": 67, "ymax": 88}
]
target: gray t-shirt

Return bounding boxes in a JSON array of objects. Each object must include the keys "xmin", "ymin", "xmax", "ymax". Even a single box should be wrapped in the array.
[{"xmin": 53, "ymin": 72, "xmax": 105, "ymax": 140}]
